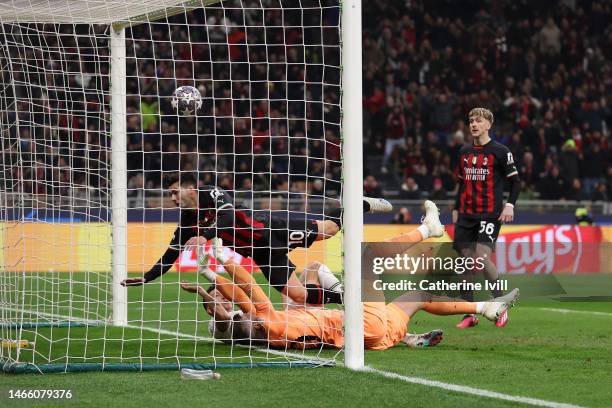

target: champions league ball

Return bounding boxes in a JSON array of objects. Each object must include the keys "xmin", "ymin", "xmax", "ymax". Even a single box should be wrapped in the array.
[{"xmin": 171, "ymin": 85, "xmax": 202, "ymax": 116}]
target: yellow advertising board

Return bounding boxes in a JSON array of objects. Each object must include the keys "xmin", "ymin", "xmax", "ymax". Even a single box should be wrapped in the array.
[{"xmin": 0, "ymin": 223, "xmax": 609, "ymax": 273}]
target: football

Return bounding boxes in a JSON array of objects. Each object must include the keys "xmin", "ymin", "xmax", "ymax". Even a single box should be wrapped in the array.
[{"xmin": 171, "ymin": 85, "xmax": 202, "ymax": 116}]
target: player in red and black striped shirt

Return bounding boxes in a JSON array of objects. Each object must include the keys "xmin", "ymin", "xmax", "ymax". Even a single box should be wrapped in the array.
[
  {"xmin": 452, "ymin": 108, "xmax": 520, "ymax": 328},
  {"xmin": 121, "ymin": 172, "xmax": 392, "ymax": 306}
]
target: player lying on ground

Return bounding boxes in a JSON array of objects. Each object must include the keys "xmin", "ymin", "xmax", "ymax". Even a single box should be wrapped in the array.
[
  {"xmin": 190, "ymin": 200, "xmax": 446, "ymax": 343},
  {"xmin": 181, "ymin": 259, "xmax": 445, "ymax": 348},
  {"xmin": 452, "ymin": 107, "xmax": 520, "ymax": 329},
  {"xmin": 180, "ymin": 260, "xmax": 344, "ymax": 344},
  {"xmin": 181, "ymin": 208, "xmax": 519, "ymax": 350},
  {"xmin": 121, "ymin": 172, "xmax": 393, "ymax": 306}
]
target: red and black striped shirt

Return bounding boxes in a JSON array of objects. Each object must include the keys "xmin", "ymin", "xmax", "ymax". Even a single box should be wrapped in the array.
[
  {"xmin": 178, "ymin": 187, "xmax": 270, "ymax": 256},
  {"xmin": 145, "ymin": 187, "xmax": 271, "ymax": 282},
  {"xmin": 456, "ymin": 140, "xmax": 518, "ymax": 218}
]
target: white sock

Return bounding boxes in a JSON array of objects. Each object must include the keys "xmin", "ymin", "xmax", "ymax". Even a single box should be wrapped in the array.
[
  {"xmin": 417, "ymin": 224, "xmax": 430, "ymax": 240},
  {"xmin": 317, "ymin": 264, "xmax": 343, "ymax": 293},
  {"xmin": 475, "ymin": 301, "xmax": 486, "ymax": 314}
]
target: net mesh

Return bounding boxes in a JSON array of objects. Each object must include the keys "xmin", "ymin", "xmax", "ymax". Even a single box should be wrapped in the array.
[{"xmin": 1, "ymin": 0, "xmax": 343, "ymax": 371}]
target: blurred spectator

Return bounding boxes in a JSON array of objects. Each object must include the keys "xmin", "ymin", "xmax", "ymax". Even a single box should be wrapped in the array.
[
  {"xmin": 392, "ymin": 207, "xmax": 412, "ymax": 224},
  {"xmin": 400, "ymin": 177, "xmax": 421, "ymax": 199},
  {"xmin": 537, "ymin": 17, "xmax": 562, "ymax": 55},
  {"xmin": 591, "ymin": 183, "xmax": 608, "ymax": 202},
  {"xmin": 364, "ymin": 175, "xmax": 383, "ymax": 198},
  {"xmin": 538, "ymin": 166, "xmax": 567, "ymax": 200},
  {"xmin": 311, "ymin": 179, "xmax": 325, "ymax": 197},
  {"xmin": 558, "ymin": 139, "xmax": 580, "ymax": 183},
  {"xmin": 518, "ymin": 180, "xmax": 536, "ymax": 201},
  {"xmin": 566, "ymin": 178, "xmax": 588, "ymax": 201},
  {"xmin": 582, "ymin": 143, "xmax": 605, "ymax": 196},
  {"xmin": 382, "ymin": 103, "xmax": 407, "ymax": 172},
  {"xmin": 519, "ymin": 152, "xmax": 537, "ymax": 191},
  {"xmin": 429, "ymin": 178, "xmax": 447, "ymax": 200}
]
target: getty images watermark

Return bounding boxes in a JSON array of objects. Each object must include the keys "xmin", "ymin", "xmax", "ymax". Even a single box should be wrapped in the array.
[
  {"xmin": 369, "ymin": 249, "xmax": 508, "ymax": 293},
  {"xmin": 362, "ymin": 241, "xmax": 611, "ymax": 301}
]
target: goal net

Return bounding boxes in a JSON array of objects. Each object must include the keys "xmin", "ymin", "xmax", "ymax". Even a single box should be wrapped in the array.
[{"xmin": 0, "ymin": 0, "xmax": 353, "ymax": 373}]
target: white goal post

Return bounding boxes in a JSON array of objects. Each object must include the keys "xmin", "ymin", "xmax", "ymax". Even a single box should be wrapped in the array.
[{"xmin": 1, "ymin": 0, "xmax": 364, "ymax": 372}]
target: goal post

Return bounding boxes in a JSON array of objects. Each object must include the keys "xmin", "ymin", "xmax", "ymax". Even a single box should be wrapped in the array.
[
  {"xmin": 0, "ymin": 0, "xmax": 364, "ymax": 373},
  {"xmin": 110, "ymin": 25, "xmax": 128, "ymax": 328},
  {"xmin": 340, "ymin": 0, "xmax": 364, "ymax": 370}
]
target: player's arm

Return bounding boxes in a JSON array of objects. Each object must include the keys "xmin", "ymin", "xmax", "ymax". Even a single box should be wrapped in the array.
[
  {"xmin": 121, "ymin": 225, "xmax": 197, "ymax": 286},
  {"xmin": 179, "ymin": 281, "xmax": 235, "ymax": 320},
  {"xmin": 499, "ymin": 149, "xmax": 520, "ymax": 223},
  {"xmin": 214, "ymin": 251, "xmax": 272, "ymax": 314},
  {"xmin": 211, "ymin": 274, "xmax": 257, "ymax": 315}
]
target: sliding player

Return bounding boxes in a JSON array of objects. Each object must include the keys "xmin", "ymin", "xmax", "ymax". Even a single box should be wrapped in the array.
[
  {"xmin": 184, "ymin": 206, "xmax": 519, "ymax": 350},
  {"xmin": 121, "ymin": 172, "xmax": 392, "ymax": 306},
  {"xmin": 453, "ymin": 108, "xmax": 520, "ymax": 328}
]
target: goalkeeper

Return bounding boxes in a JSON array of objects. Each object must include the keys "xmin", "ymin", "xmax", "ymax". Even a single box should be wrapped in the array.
[{"xmin": 121, "ymin": 172, "xmax": 392, "ymax": 305}]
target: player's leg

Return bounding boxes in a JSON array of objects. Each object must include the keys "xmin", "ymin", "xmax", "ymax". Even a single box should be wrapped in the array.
[
  {"xmin": 258, "ymin": 250, "xmax": 308, "ymax": 304},
  {"xmin": 452, "ymin": 215, "xmax": 480, "ymax": 328},
  {"xmin": 386, "ymin": 200, "xmax": 445, "ymax": 242},
  {"xmin": 361, "ymin": 200, "xmax": 446, "ymax": 266},
  {"xmin": 264, "ymin": 218, "xmax": 344, "ymax": 305},
  {"xmin": 475, "ymin": 242, "xmax": 502, "ymax": 297},
  {"xmin": 281, "ymin": 263, "xmax": 320, "ymax": 308},
  {"xmin": 390, "ymin": 288, "xmax": 519, "ymax": 325},
  {"xmin": 313, "ymin": 196, "xmax": 394, "ymax": 242},
  {"xmin": 473, "ymin": 219, "xmax": 503, "ymax": 297},
  {"xmin": 473, "ymin": 218, "xmax": 506, "ymax": 326},
  {"xmin": 280, "ymin": 261, "xmax": 343, "ymax": 308},
  {"xmin": 297, "ymin": 260, "xmax": 343, "ymax": 305}
]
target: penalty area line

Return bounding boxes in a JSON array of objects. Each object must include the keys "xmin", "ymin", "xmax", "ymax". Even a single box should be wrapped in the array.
[{"xmin": 360, "ymin": 367, "xmax": 583, "ymax": 408}]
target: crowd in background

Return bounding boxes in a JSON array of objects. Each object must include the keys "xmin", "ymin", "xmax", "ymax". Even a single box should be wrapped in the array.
[
  {"xmin": 1, "ymin": 0, "xmax": 342, "ymax": 210},
  {"xmin": 1, "ymin": 0, "xmax": 610, "ymax": 211},
  {"xmin": 362, "ymin": 0, "xmax": 610, "ymax": 203}
]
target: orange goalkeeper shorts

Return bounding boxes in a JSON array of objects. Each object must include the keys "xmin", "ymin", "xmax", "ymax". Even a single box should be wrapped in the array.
[{"xmin": 363, "ymin": 302, "xmax": 410, "ymax": 350}]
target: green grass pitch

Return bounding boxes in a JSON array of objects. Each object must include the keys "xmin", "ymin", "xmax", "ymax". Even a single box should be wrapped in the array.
[{"xmin": 2, "ymin": 272, "xmax": 611, "ymax": 407}]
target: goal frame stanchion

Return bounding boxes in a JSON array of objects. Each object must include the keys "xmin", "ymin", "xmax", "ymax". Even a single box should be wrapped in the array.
[
  {"xmin": 110, "ymin": 26, "xmax": 128, "ymax": 328},
  {"xmin": 341, "ymin": 0, "xmax": 365, "ymax": 370}
]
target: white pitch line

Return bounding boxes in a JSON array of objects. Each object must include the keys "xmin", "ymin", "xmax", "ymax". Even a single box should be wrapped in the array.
[
  {"xmin": 533, "ymin": 307, "xmax": 612, "ymax": 317},
  {"xmin": 362, "ymin": 367, "xmax": 583, "ymax": 408},
  {"xmin": 7, "ymin": 307, "xmax": 585, "ymax": 406},
  {"xmin": 1, "ymin": 307, "xmax": 333, "ymax": 364}
]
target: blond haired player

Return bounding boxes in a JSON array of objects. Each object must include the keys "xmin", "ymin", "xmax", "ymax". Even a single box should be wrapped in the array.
[
  {"xmin": 453, "ymin": 108, "xmax": 520, "ymax": 328},
  {"xmin": 181, "ymin": 201, "xmax": 519, "ymax": 350}
]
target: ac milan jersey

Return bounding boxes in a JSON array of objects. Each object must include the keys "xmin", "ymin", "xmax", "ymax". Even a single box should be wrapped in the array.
[
  {"xmin": 456, "ymin": 140, "xmax": 518, "ymax": 218},
  {"xmin": 171, "ymin": 186, "xmax": 273, "ymax": 257}
]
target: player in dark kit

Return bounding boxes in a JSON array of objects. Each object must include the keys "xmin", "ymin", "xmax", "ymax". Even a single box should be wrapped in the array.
[
  {"xmin": 452, "ymin": 108, "xmax": 520, "ymax": 328},
  {"xmin": 121, "ymin": 172, "xmax": 392, "ymax": 306}
]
